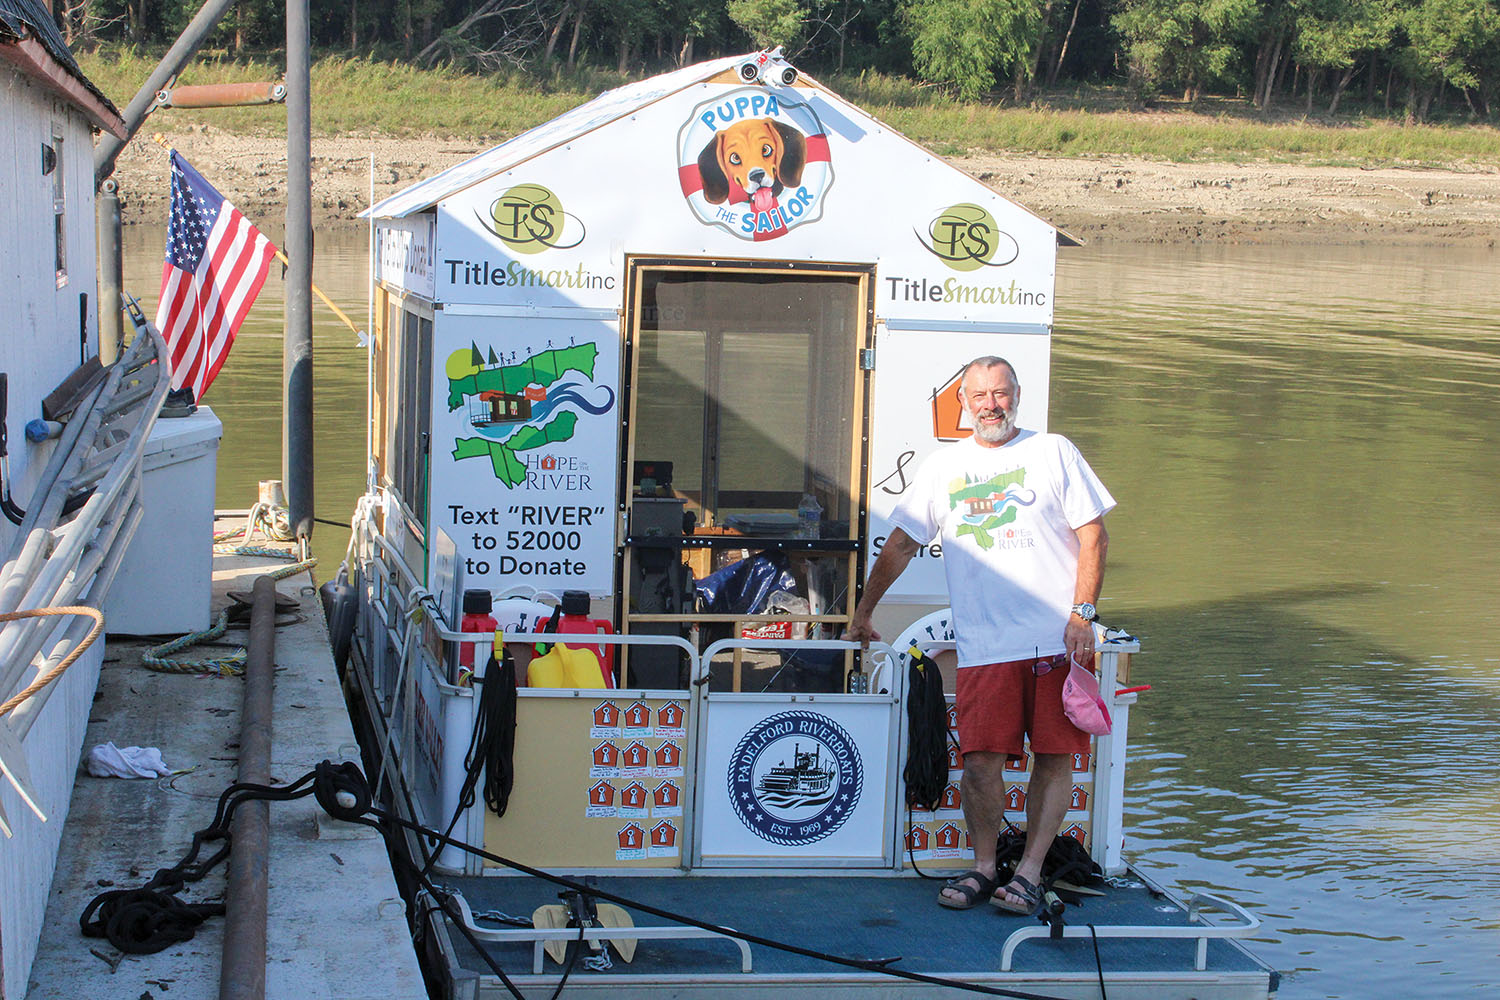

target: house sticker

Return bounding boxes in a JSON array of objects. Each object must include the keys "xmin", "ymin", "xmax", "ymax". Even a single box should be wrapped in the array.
[
  {"xmin": 1072, "ymin": 751, "xmax": 1092, "ymax": 773},
  {"xmin": 650, "ymin": 820, "xmax": 678, "ymax": 848},
  {"xmin": 590, "ymin": 741, "xmax": 622, "ymax": 777},
  {"xmin": 616, "ymin": 823, "xmax": 645, "ymax": 860},
  {"xmin": 656, "ymin": 701, "xmax": 685, "ymax": 733},
  {"xmin": 588, "ymin": 780, "xmax": 616, "ymax": 806},
  {"xmin": 622, "ymin": 740, "xmax": 651, "ymax": 770},
  {"xmin": 652, "ymin": 779, "xmax": 682, "ymax": 810},
  {"xmin": 940, "ymin": 783, "xmax": 962, "ymax": 811},
  {"xmin": 622, "ymin": 782, "xmax": 648, "ymax": 809},
  {"xmin": 1070, "ymin": 785, "xmax": 1088, "ymax": 811},
  {"xmin": 1004, "ymin": 784, "xmax": 1026, "ymax": 811},
  {"xmin": 1005, "ymin": 750, "xmax": 1030, "ymax": 772},
  {"xmin": 624, "ymin": 701, "xmax": 651, "ymax": 728},
  {"xmin": 905, "ymin": 826, "xmax": 931, "ymax": 852},
  {"xmin": 1061, "ymin": 823, "xmax": 1088, "ymax": 845},
  {"xmin": 649, "ymin": 820, "xmax": 680, "ymax": 857},
  {"xmin": 947, "ymin": 744, "xmax": 963, "ymax": 771},
  {"xmin": 593, "ymin": 702, "xmax": 621, "ymax": 727},
  {"xmin": 654, "ymin": 739, "xmax": 683, "ymax": 775},
  {"xmin": 935, "ymin": 823, "xmax": 963, "ymax": 850}
]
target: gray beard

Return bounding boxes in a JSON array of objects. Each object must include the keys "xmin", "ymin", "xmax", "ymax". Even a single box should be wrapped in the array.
[{"xmin": 972, "ymin": 409, "xmax": 1017, "ymax": 444}]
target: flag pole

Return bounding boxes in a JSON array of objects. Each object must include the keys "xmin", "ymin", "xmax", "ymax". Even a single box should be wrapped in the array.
[{"xmin": 150, "ymin": 134, "xmax": 362, "ymax": 339}]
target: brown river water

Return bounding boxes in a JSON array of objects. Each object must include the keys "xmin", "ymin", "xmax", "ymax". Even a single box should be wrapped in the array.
[{"xmin": 122, "ymin": 226, "xmax": 1500, "ymax": 998}]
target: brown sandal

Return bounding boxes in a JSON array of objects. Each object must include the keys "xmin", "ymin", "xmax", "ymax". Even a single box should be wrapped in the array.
[{"xmin": 937, "ymin": 870, "xmax": 1001, "ymax": 910}]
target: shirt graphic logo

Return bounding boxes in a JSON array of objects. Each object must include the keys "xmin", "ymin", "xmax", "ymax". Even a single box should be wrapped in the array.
[{"xmin": 947, "ymin": 468, "xmax": 1036, "ymax": 550}]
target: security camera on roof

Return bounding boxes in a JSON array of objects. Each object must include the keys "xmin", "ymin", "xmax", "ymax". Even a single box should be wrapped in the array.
[{"xmin": 738, "ymin": 47, "xmax": 797, "ymax": 88}]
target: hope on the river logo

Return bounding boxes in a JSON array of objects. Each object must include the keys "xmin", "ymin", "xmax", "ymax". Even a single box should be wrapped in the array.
[
  {"xmin": 946, "ymin": 468, "xmax": 1037, "ymax": 550},
  {"xmin": 916, "ymin": 203, "xmax": 1020, "ymax": 271},
  {"xmin": 446, "ymin": 340, "xmax": 615, "ymax": 489},
  {"xmin": 727, "ymin": 710, "xmax": 862, "ymax": 846},
  {"xmin": 478, "ymin": 183, "xmax": 586, "ymax": 254},
  {"xmin": 677, "ymin": 89, "xmax": 833, "ymax": 241}
]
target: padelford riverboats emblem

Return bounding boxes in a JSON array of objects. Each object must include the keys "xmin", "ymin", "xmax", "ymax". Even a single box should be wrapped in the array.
[{"xmin": 728, "ymin": 710, "xmax": 863, "ymax": 846}]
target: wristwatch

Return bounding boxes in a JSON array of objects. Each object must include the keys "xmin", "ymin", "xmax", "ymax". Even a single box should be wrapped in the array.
[{"xmin": 1071, "ymin": 602, "xmax": 1098, "ymax": 623}]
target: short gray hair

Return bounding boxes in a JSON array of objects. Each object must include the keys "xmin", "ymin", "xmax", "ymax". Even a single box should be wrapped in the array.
[{"xmin": 960, "ymin": 356, "xmax": 1019, "ymax": 395}]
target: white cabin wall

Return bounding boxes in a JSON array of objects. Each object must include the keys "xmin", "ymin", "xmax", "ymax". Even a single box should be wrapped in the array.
[
  {"xmin": 0, "ymin": 67, "xmax": 99, "ymax": 558},
  {"xmin": 0, "ymin": 64, "xmax": 105, "ymax": 1000}
]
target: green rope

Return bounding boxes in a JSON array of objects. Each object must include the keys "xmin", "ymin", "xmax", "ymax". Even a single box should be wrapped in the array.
[
  {"xmin": 143, "ymin": 608, "xmax": 246, "ymax": 675},
  {"xmin": 142, "ymin": 543, "xmax": 317, "ymax": 676}
]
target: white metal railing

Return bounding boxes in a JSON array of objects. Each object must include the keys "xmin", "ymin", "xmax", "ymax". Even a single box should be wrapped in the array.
[
  {"xmin": 999, "ymin": 891, "xmax": 1260, "ymax": 972},
  {"xmin": 0, "ymin": 314, "xmax": 171, "ymax": 834},
  {"xmin": 342, "ymin": 496, "xmax": 1145, "ymax": 876}
]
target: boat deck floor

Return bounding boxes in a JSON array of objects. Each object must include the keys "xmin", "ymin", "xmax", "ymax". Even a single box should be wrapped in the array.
[{"xmin": 437, "ymin": 867, "xmax": 1278, "ymax": 999}]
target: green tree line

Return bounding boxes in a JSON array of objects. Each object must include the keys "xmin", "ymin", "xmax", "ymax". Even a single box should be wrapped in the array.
[{"xmin": 54, "ymin": 0, "xmax": 1500, "ymax": 121}]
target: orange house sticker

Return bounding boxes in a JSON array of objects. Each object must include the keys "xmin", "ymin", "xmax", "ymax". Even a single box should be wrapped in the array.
[
  {"xmin": 1005, "ymin": 751, "xmax": 1030, "ymax": 772},
  {"xmin": 593, "ymin": 703, "xmax": 621, "ymax": 728},
  {"xmin": 653, "ymin": 780, "xmax": 681, "ymax": 809},
  {"xmin": 650, "ymin": 821, "xmax": 678, "ymax": 849},
  {"xmin": 592, "ymin": 742, "xmax": 621, "ymax": 767},
  {"xmin": 617, "ymin": 823, "xmax": 644, "ymax": 849},
  {"xmin": 946, "ymin": 744, "xmax": 962, "ymax": 770},
  {"xmin": 624, "ymin": 702, "xmax": 651, "ymax": 727},
  {"xmin": 623, "ymin": 741, "xmax": 650, "ymax": 768},
  {"xmin": 940, "ymin": 783, "xmax": 962, "ymax": 810},
  {"xmin": 657, "ymin": 702, "xmax": 684, "ymax": 728},
  {"xmin": 1072, "ymin": 751, "xmax": 1092, "ymax": 772},
  {"xmin": 905, "ymin": 826, "xmax": 932, "ymax": 852},
  {"xmin": 540, "ymin": 455, "xmax": 559, "ymax": 471},
  {"xmin": 1004, "ymin": 784, "xmax": 1026, "ymax": 810},
  {"xmin": 935, "ymin": 823, "xmax": 963, "ymax": 849},
  {"xmin": 588, "ymin": 781, "xmax": 616, "ymax": 806},
  {"xmin": 930, "ymin": 368, "xmax": 973, "ymax": 442},
  {"xmin": 1070, "ymin": 785, "xmax": 1088, "ymax": 811},
  {"xmin": 621, "ymin": 782, "xmax": 648, "ymax": 808},
  {"xmin": 945, "ymin": 704, "xmax": 959, "ymax": 731},
  {"xmin": 654, "ymin": 740, "xmax": 682, "ymax": 769},
  {"xmin": 1061, "ymin": 823, "xmax": 1087, "ymax": 845}
]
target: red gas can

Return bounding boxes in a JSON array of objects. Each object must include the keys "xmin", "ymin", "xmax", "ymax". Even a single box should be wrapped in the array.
[
  {"xmin": 550, "ymin": 589, "xmax": 615, "ymax": 687},
  {"xmin": 458, "ymin": 589, "xmax": 498, "ymax": 675}
]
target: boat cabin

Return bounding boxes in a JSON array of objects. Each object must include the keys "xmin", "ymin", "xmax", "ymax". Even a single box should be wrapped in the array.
[
  {"xmin": 363, "ymin": 54, "xmax": 1066, "ymax": 675},
  {"xmin": 349, "ymin": 54, "xmax": 1275, "ymax": 1000}
]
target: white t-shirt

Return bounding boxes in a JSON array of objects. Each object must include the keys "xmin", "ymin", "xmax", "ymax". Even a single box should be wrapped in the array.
[{"xmin": 888, "ymin": 430, "xmax": 1115, "ymax": 667}]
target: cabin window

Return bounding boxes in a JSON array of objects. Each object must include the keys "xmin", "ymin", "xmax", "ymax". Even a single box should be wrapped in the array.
[
  {"xmin": 50, "ymin": 128, "xmax": 66, "ymax": 287},
  {"xmin": 385, "ymin": 300, "xmax": 432, "ymax": 531}
]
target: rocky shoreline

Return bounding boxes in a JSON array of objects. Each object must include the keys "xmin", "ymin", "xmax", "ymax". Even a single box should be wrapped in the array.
[{"xmin": 111, "ymin": 128, "xmax": 1500, "ymax": 246}]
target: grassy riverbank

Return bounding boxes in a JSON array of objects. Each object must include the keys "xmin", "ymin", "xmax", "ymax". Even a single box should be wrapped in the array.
[{"xmin": 80, "ymin": 49, "xmax": 1500, "ymax": 169}]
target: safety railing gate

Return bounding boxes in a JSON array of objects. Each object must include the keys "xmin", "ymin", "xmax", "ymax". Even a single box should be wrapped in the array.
[{"xmin": 689, "ymin": 638, "xmax": 903, "ymax": 870}]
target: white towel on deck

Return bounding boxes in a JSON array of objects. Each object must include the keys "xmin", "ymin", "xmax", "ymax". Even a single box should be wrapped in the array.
[{"xmin": 85, "ymin": 741, "xmax": 172, "ymax": 778}]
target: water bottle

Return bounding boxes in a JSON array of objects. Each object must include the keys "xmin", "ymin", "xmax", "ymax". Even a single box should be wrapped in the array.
[{"xmin": 797, "ymin": 493, "xmax": 822, "ymax": 539}]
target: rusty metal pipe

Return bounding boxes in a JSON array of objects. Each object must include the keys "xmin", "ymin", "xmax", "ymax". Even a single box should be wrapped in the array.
[
  {"xmin": 219, "ymin": 574, "xmax": 276, "ymax": 1000},
  {"xmin": 155, "ymin": 82, "xmax": 287, "ymax": 108}
]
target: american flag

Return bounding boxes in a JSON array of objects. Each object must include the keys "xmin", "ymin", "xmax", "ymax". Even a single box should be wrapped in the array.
[{"xmin": 155, "ymin": 151, "xmax": 277, "ymax": 400}]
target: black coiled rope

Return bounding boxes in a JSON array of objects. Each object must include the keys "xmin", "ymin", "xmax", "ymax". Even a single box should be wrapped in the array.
[
  {"xmin": 79, "ymin": 761, "xmax": 370, "ymax": 955},
  {"xmin": 902, "ymin": 646, "xmax": 950, "ymax": 811},
  {"xmin": 81, "ymin": 755, "xmax": 1077, "ymax": 1000}
]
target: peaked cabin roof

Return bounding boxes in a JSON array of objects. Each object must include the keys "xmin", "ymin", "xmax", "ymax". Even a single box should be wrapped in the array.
[
  {"xmin": 0, "ymin": 0, "xmax": 125, "ymax": 136},
  {"xmin": 366, "ymin": 55, "xmax": 744, "ymax": 220},
  {"xmin": 364, "ymin": 54, "xmax": 1074, "ymax": 244}
]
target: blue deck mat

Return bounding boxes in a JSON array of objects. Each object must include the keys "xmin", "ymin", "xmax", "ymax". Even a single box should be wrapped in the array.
[{"xmin": 443, "ymin": 870, "xmax": 1274, "ymax": 983}]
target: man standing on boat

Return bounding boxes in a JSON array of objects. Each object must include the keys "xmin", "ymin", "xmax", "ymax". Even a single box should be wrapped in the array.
[{"xmin": 847, "ymin": 355, "xmax": 1114, "ymax": 914}]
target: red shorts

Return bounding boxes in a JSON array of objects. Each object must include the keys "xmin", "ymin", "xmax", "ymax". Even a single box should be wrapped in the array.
[{"xmin": 954, "ymin": 654, "xmax": 1089, "ymax": 762}]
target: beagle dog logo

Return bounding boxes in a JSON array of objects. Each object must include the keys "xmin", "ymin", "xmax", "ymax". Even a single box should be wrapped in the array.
[{"xmin": 678, "ymin": 90, "xmax": 833, "ymax": 241}]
